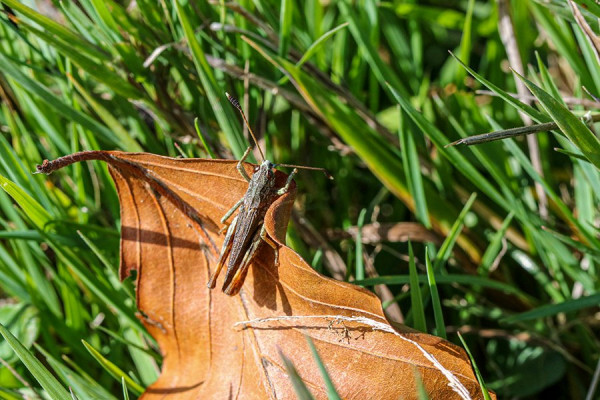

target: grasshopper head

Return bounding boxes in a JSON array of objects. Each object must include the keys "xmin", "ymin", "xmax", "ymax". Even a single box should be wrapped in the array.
[{"xmin": 256, "ymin": 160, "xmax": 276, "ymax": 171}]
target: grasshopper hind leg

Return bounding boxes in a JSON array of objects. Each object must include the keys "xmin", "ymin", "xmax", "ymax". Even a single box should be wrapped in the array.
[
  {"xmin": 260, "ymin": 224, "xmax": 279, "ymax": 266},
  {"xmin": 207, "ymin": 215, "xmax": 238, "ymax": 289},
  {"xmin": 223, "ymin": 224, "xmax": 278, "ymax": 295}
]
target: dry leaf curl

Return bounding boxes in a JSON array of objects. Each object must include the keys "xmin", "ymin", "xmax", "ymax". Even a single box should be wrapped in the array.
[{"xmin": 37, "ymin": 151, "xmax": 494, "ymax": 399}]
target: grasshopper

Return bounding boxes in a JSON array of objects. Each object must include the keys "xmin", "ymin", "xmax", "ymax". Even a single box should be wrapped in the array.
[{"xmin": 207, "ymin": 93, "xmax": 330, "ymax": 295}]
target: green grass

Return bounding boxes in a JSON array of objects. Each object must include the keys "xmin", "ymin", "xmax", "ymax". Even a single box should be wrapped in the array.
[{"xmin": 0, "ymin": 1, "xmax": 598, "ymax": 398}]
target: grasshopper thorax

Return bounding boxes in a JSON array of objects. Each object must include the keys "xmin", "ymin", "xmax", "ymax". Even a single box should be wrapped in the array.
[{"xmin": 247, "ymin": 159, "xmax": 278, "ymax": 202}]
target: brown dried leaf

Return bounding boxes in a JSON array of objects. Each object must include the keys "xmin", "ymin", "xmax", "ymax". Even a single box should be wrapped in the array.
[
  {"xmin": 329, "ymin": 222, "xmax": 442, "ymax": 245},
  {"xmin": 38, "ymin": 151, "xmax": 494, "ymax": 399}
]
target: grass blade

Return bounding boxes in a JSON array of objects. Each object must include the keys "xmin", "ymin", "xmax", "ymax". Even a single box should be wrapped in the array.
[
  {"xmin": 355, "ymin": 208, "xmax": 367, "ymax": 282},
  {"xmin": 478, "ymin": 212, "xmax": 514, "ymax": 275},
  {"xmin": 279, "ymin": 350, "xmax": 315, "ymax": 400},
  {"xmin": 399, "ymin": 108, "xmax": 430, "ymax": 228},
  {"xmin": 425, "ymin": 247, "xmax": 446, "ymax": 339},
  {"xmin": 122, "ymin": 377, "xmax": 130, "ymax": 400},
  {"xmin": 434, "ymin": 193, "xmax": 477, "ymax": 270},
  {"xmin": 408, "ymin": 242, "xmax": 426, "ymax": 332},
  {"xmin": 514, "ymin": 70, "xmax": 600, "ymax": 169},
  {"xmin": 36, "ymin": 344, "xmax": 119, "ymax": 400},
  {"xmin": 455, "ymin": 0, "xmax": 475, "ymax": 85},
  {"xmin": 0, "ymin": 174, "xmax": 51, "ymax": 229},
  {"xmin": 338, "ymin": 2, "xmax": 408, "ymax": 98},
  {"xmin": 502, "ymin": 292, "xmax": 600, "ymax": 323},
  {"xmin": 305, "ymin": 336, "xmax": 341, "ymax": 400},
  {"xmin": 81, "ymin": 340, "xmax": 143, "ymax": 395},
  {"xmin": 449, "ymin": 53, "xmax": 551, "ymax": 123},
  {"xmin": 278, "ymin": 0, "xmax": 293, "ymax": 56},
  {"xmin": 296, "ymin": 23, "xmax": 349, "ymax": 69},
  {"xmin": 278, "ymin": 22, "xmax": 349, "ymax": 86},
  {"xmin": 457, "ymin": 332, "xmax": 492, "ymax": 400},
  {"xmin": 0, "ymin": 323, "xmax": 71, "ymax": 400},
  {"xmin": 194, "ymin": 118, "xmax": 216, "ymax": 159}
]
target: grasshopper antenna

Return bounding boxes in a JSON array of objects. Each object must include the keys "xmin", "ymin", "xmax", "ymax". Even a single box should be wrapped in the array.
[
  {"xmin": 277, "ymin": 163, "xmax": 333, "ymax": 180},
  {"xmin": 226, "ymin": 92, "xmax": 265, "ymax": 162}
]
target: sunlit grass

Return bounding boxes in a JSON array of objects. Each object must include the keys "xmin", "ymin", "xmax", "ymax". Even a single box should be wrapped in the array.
[{"xmin": 0, "ymin": 1, "xmax": 598, "ymax": 398}]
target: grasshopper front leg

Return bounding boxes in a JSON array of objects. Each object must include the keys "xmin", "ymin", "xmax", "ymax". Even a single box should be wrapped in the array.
[
  {"xmin": 220, "ymin": 198, "xmax": 244, "ymax": 232},
  {"xmin": 277, "ymin": 168, "xmax": 298, "ymax": 195},
  {"xmin": 237, "ymin": 146, "xmax": 253, "ymax": 182}
]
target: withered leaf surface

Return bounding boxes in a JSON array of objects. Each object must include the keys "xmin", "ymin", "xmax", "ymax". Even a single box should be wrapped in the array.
[{"xmin": 39, "ymin": 151, "xmax": 493, "ymax": 399}]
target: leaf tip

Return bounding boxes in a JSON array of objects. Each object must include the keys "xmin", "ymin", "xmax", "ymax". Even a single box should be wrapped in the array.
[{"xmin": 444, "ymin": 139, "xmax": 462, "ymax": 148}]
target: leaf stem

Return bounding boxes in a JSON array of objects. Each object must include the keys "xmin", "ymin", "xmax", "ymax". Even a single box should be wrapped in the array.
[{"xmin": 35, "ymin": 151, "xmax": 110, "ymax": 174}]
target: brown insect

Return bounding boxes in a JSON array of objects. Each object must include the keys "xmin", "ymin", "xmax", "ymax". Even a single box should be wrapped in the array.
[{"xmin": 207, "ymin": 93, "xmax": 330, "ymax": 295}]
